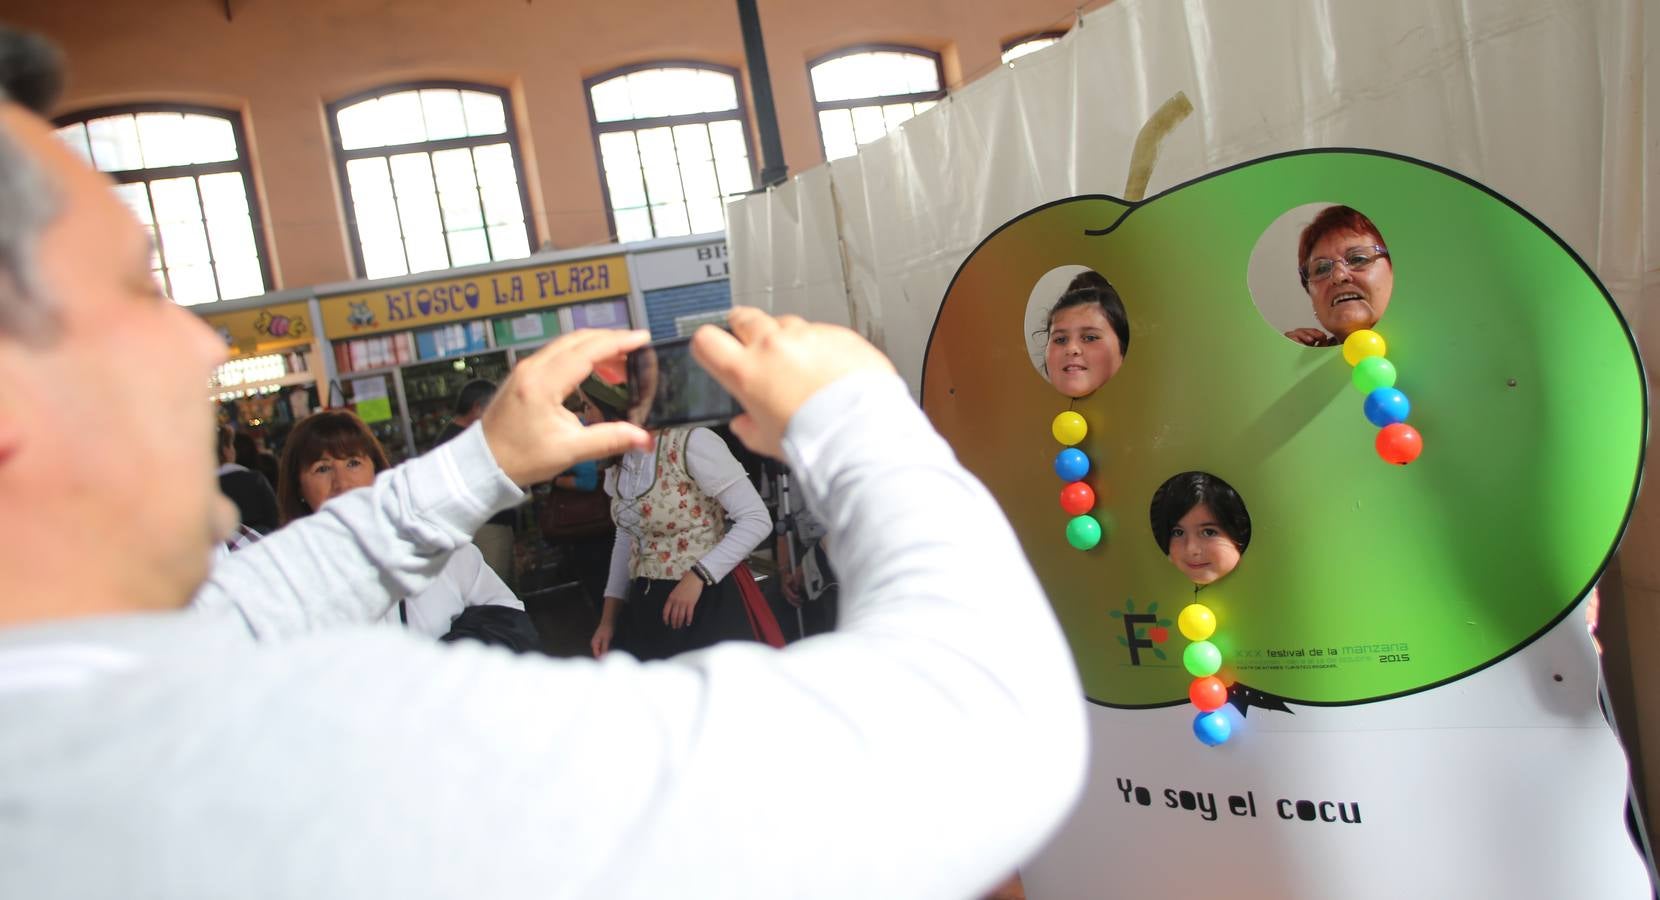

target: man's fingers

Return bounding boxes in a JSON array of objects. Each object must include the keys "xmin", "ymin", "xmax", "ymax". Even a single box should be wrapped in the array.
[
  {"xmin": 690, "ymin": 325, "xmax": 752, "ymax": 394},
  {"xmin": 725, "ymin": 306, "xmax": 778, "ymax": 344},
  {"xmin": 725, "ymin": 413, "xmax": 778, "ymax": 459}
]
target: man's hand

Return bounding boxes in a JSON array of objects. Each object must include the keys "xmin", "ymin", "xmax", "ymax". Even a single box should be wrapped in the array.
[
  {"xmin": 482, "ymin": 329, "xmax": 652, "ymax": 485},
  {"xmin": 691, "ymin": 307, "xmax": 896, "ymax": 458},
  {"xmin": 664, "ymin": 573, "xmax": 703, "ymax": 629}
]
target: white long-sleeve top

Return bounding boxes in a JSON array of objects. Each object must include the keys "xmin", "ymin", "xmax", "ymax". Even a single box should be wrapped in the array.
[
  {"xmin": 0, "ymin": 375, "xmax": 1088, "ymax": 900},
  {"xmin": 602, "ymin": 427, "xmax": 771, "ymax": 596},
  {"xmin": 377, "ymin": 542, "xmax": 523, "ymax": 637}
]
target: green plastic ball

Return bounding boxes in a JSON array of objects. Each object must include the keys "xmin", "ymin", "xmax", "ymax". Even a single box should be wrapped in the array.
[
  {"xmin": 1183, "ymin": 640, "xmax": 1222, "ymax": 677},
  {"xmin": 1065, "ymin": 514, "xmax": 1102, "ymax": 550},
  {"xmin": 1351, "ymin": 356, "xmax": 1398, "ymax": 394}
]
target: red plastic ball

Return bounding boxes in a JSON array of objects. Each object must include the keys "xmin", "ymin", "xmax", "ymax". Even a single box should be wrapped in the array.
[
  {"xmin": 1375, "ymin": 422, "xmax": 1423, "ymax": 465},
  {"xmin": 1059, "ymin": 481, "xmax": 1096, "ymax": 516},
  {"xmin": 1189, "ymin": 676, "xmax": 1227, "ymax": 712}
]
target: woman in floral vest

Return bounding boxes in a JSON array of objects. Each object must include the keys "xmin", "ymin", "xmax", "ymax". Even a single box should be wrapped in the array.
[{"xmin": 580, "ymin": 379, "xmax": 773, "ymax": 661}]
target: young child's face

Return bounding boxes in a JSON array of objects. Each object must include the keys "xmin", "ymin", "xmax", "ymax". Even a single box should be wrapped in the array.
[
  {"xmin": 1167, "ymin": 503, "xmax": 1242, "ymax": 585},
  {"xmin": 1045, "ymin": 304, "xmax": 1123, "ymax": 398}
]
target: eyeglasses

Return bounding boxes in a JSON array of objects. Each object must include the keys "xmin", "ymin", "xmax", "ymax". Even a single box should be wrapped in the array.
[{"xmin": 1301, "ymin": 245, "xmax": 1389, "ymax": 283}]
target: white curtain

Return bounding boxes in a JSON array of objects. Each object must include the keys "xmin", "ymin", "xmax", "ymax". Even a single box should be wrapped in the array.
[{"xmin": 728, "ymin": 0, "xmax": 1650, "ymax": 394}]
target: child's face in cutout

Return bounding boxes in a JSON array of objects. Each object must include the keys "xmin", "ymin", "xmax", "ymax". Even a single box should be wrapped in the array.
[
  {"xmin": 1045, "ymin": 304, "xmax": 1123, "ymax": 398},
  {"xmin": 1168, "ymin": 503, "xmax": 1242, "ymax": 585}
]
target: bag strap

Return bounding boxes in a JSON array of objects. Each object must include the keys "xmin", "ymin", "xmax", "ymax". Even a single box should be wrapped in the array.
[{"xmin": 732, "ymin": 562, "xmax": 786, "ymax": 648}]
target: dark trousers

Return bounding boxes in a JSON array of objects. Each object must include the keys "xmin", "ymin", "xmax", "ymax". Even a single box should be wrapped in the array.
[{"xmin": 617, "ymin": 574, "xmax": 755, "ymax": 662}]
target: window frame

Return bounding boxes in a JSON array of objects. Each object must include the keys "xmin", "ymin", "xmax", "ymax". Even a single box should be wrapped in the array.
[
  {"xmin": 582, "ymin": 60, "xmax": 759, "ymax": 244},
  {"xmin": 1000, "ymin": 31, "xmax": 1068, "ymax": 63},
  {"xmin": 806, "ymin": 43, "xmax": 947, "ymax": 162},
  {"xmin": 325, "ymin": 80, "xmax": 538, "ymax": 279},
  {"xmin": 53, "ymin": 102, "xmax": 275, "ymax": 302}
]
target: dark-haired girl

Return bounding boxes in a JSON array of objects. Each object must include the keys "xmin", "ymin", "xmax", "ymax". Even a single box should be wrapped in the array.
[
  {"xmin": 1041, "ymin": 270, "xmax": 1131, "ymax": 398},
  {"xmin": 1149, "ymin": 471, "xmax": 1251, "ymax": 586}
]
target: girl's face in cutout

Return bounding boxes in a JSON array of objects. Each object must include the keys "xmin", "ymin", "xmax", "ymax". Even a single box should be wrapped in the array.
[
  {"xmin": 1045, "ymin": 304, "xmax": 1124, "ymax": 398},
  {"xmin": 1167, "ymin": 502, "xmax": 1242, "ymax": 585}
]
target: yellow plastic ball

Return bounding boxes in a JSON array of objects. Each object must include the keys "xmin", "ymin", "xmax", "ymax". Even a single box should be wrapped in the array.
[
  {"xmin": 1051, "ymin": 411, "xmax": 1088, "ymax": 446},
  {"xmin": 1342, "ymin": 329, "xmax": 1388, "ymax": 367},
  {"xmin": 1178, "ymin": 603, "xmax": 1216, "ymax": 642}
]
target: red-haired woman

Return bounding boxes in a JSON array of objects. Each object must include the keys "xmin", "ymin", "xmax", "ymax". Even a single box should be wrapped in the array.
[{"xmin": 1284, "ymin": 205, "xmax": 1394, "ymax": 347}]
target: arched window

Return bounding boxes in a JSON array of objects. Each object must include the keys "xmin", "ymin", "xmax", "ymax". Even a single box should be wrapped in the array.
[
  {"xmin": 54, "ymin": 105, "xmax": 270, "ymax": 305},
  {"xmin": 328, "ymin": 83, "xmax": 535, "ymax": 279},
  {"xmin": 1002, "ymin": 31, "xmax": 1067, "ymax": 64},
  {"xmin": 585, "ymin": 63, "xmax": 756, "ymax": 244},
  {"xmin": 809, "ymin": 46, "xmax": 945, "ymax": 162}
]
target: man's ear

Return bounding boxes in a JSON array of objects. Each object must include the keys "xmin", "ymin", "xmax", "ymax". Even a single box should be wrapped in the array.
[
  {"xmin": 0, "ymin": 418, "xmax": 17, "ymax": 467},
  {"xmin": 0, "ymin": 342, "xmax": 36, "ymax": 468}
]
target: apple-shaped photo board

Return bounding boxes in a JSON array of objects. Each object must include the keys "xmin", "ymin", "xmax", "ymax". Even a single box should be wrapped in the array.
[{"xmin": 921, "ymin": 149, "xmax": 1645, "ymax": 708}]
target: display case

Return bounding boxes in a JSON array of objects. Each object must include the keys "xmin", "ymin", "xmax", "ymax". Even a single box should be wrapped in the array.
[
  {"xmin": 401, "ymin": 350, "xmax": 510, "ymax": 454},
  {"xmin": 337, "ymin": 370, "xmax": 412, "ymax": 466}
]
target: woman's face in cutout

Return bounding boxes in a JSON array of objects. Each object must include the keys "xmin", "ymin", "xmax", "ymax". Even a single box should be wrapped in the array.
[
  {"xmin": 1167, "ymin": 503, "xmax": 1242, "ymax": 586},
  {"xmin": 1045, "ymin": 304, "xmax": 1124, "ymax": 398},
  {"xmin": 1305, "ymin": 228, "xmax": 1393, "ymax": 340}
]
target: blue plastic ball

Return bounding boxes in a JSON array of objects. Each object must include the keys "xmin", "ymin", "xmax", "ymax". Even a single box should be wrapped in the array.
[
  {"xmin": 1193, "ymin": 710, "xmax": 1232, "ymax": 747},
  {"xmin": 1054, "ymin": 448, "xmax": 1090, "ymax": 482},
  {"xmin": 1363, "ymin": 387, "xmax": 1411, "ymax": 427}
]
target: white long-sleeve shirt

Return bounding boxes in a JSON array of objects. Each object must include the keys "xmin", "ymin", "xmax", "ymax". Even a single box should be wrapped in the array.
[
  {"xmin": 0, "ymin": 374, "xmax": 1087, "ymax": 900},
  {"xmin": 376, "ymin": 542, "xmax": 523, "ymax": 637}
]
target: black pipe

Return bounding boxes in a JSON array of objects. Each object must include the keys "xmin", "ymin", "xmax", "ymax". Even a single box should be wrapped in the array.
[{"xmin": 735, "ymin": 0, "xmax": 787, "ymax": 187}]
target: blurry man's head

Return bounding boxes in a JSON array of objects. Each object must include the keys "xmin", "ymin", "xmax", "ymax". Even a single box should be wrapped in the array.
[
  {"xmin": 453, "ymin": 378, "xmax": 497, "ymax": 427},
  {"xmin": 0, "ymin": 28, "xmax": 232, "ymax": 625}
]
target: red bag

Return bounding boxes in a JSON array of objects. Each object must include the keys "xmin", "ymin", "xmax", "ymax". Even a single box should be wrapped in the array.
[{"xmin": 733, "ymin": 562, "xmax": 785, "ymax": 648}]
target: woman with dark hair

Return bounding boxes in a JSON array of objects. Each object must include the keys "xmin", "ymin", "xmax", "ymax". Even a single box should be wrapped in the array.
[
  {"xmin": 578, "ymin": 378, "xmax": 773, "ymax": 661},
  {"xmin": 1284, "ymin": 205, "xmax": 1394, "ymax": 347},
  {"xmin": 1040, "ymin": 270, "xmax": 1131, "ymax": 398},
  {"xmin": 277, "ymin": 410, "xmax": 523, "ymax": 637},
  {"xmin": 1149, "ymin": 471, "xmax": 1252, "ymax": 586}
]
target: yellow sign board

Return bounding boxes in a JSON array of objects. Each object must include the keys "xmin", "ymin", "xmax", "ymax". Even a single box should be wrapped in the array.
[
  {"xmin": 200, "ymin": 301, "xmax": 314, "ymax": 359},
  {"xmin": 318, "ymin": 255, "xmax": 630, "ymax": 339}
]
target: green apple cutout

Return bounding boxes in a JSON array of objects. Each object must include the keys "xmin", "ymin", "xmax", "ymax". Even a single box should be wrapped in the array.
[{"xmin": 921, "ymin": 149, "xmax": 1646, "ymax": 708}]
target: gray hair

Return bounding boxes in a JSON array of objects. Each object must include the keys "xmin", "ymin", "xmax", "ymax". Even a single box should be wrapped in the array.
[{"xmin": 0, "ymin": 28, "xmax": 64, "ymax": 342}]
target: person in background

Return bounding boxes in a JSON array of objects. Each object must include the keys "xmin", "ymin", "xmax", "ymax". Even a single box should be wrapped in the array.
[
  {"xmin": 434, "ymin": 377, "xmax": 517, "ymax": 588},
  {"xmin": 216, "ymin": 424, "xmax": 279, "ymax": 535},
  {"xmin": 277, "ymin": 409, "xmax": 524, "ymax": 638},
  {"xmin": 232, "ymin": 429, "xmax": 279, "ymax": 492},
  {"xmin": 583, "ymin": 378, "xmax": 775, "ymax": 660},
  {"xmin": 535, "ymin": 386, "xmax": 616, "ymax": 611}
]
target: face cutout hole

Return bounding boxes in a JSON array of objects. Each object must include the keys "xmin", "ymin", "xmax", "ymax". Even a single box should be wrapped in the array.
[
  {"xmin": 1149, "ymin": 471, "xmax": 1252, "ymax": 587},
  {"xmin": 1248, "ymin": 203, "xmax": 1395, "ymax": 348},
  {"xmin": 1023, "ymin": 265, "xmax": 1133, "ymax": 399}
]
